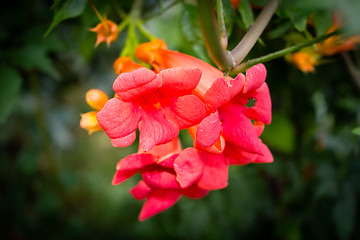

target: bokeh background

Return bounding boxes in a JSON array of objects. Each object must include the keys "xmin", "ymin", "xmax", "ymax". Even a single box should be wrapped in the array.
[{"xmin": 1, "ymin": 0, "xmax": 360, "ymax": 239}]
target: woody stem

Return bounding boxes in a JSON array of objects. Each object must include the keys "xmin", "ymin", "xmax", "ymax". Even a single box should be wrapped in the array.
[
  {"xmin": 197, "ymin": 0, "xmax": 234, "ymax": 71},
  {"xmin": 230, "ymin": 0, "xmax": 279, "ymax": 66}
]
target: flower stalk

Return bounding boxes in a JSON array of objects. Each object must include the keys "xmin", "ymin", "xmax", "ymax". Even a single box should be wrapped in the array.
[{"xmin": 89, "ymin": 0, "xmax": 109, "ymax": 32}]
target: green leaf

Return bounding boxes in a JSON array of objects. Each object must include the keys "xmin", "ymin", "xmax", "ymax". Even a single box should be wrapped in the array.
[
  {"xmin": 313, "ymin": 10, "xmax": 332, "ymax": 36},
  {"xmin": 352, "ymin": 127, "xmax": 360, "ymax": 136},
  {"xmin": 261, "ymin": 113, "xmax": 295, "ymax": 154},
  {"xmin": 12, "ymin": 43, "xmax": 60, "ymax": 79},
  {"xmin": 0, "ymin": 65, "xmax": 22, "ymax": 124},
  {"xmin": 238, "ymin": 0, "xmax": 254, "ymax": 30},
  {"xmin": 44, "ymin": 0, "xmax": 87, "ymax": 37},
  {"xmin": 181, "ymin": 4, "xmax": 202, "ymax": 43}
]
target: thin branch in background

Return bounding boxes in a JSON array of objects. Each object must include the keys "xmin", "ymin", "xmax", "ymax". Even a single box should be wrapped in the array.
[
  {"xmin": 230, "ymin": 30, "xmax": 340, "ymax": 74},
  {"xmin": 342, "ymin": 52, "xmax": 360, "ymax": 91}
]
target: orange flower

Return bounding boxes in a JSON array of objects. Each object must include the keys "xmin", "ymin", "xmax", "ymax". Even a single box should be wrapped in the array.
[
  {"xmin": 289, "ymin": 51, "xmax": 319, "ymax": 73},
  {"xmin": 89, "ymin": 16, "xmax": 119, "ymax": 47},
  {"xmin": 80, "ymin": 89, "xmax": 109, "ymax": 134},
  {"xmin": 317, "ymin": 20, "xmax": 360, "ymax": 56},
  {"xmin": 134, "ymin": 39, "xmax": 168, "ymax": 72},
  {"xmin": 113, "ymin": 57, "xmax": 143, "ymax": 75}
]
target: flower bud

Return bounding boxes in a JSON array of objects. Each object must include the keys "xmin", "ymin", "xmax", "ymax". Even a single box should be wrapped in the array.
[
  {"xmin": 85, "ymin": 89, "xmax": 109, "ymax": 111},
  {"xmin": 113, "ymin": 57, "xmax": 143, "ymax": 75},
  {"xmin": 80, "ymin": 111, "xmax": 103, "ymax": 134}
]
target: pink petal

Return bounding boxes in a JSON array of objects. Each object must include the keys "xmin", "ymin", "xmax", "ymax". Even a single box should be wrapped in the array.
[
  {"xmin": 197, "ymin": 152, "xmax": 228, "ymax": 190},
  {"xmin": 111, "ymin": 131, "xmax": 136, "ymax": 147},
  {"xmin": 161, "ymin": 95, "xmax": 207, "ymax": 129},
  {"xmin": 174, "ymin": 148, "xmax": 204, "ymax": 188},
  {"xmin": 130, "ymin": 180, "xmax": 153, "ymax": 200},
  {"xmin": 139, "ymin": 189, "xmax": 181, "ymax": 221},
  {"xmin": 142, "ymin": 170, "xmax": 180, "ymax": 189},
  {"xmin": 138, "ymin": 109, "xmax": 179, "ymax": 152},
  {"xmin": 181, "ymin": 184, "xmax": 209, "ymax": 199},
  {"xmin": 253, "ymin": 142, "xmax": 273, "ymax": 163},
  {"xmin": 113, "ymin": 67, "xmax": 161, "ymax": 101},
  {"xmin": 205, "ymin": 75, "xmax": 245, "ymax": 112},
  {"xmin": 220, "ymin": 104, "xmax": 263, "ymax": 154},
  {"xmin": 243, "ymin": 63, "xmax": 267, "ymax": 94},
  {"xmin": 147, "ymin": 138, "xmax": 182, "ymax": 158},
  {"xmin": 242, "ymin": 83, "xmax": 272, "ymax": 124},
  {"xmin": 97, "ymin": 98, "xmax": 141, "ymax": 139},
  {"xmin": 157, "ymin": 154, "xmax": 179, "ymax": 168},
  {"xmin": 225, "ymin": 142, "xmax": 258, "ymax": 165},
  {"xmin": 158, "ymin": 68, "xmax": 202, "ymax": 96},
  {"xmin": 196, "ymin": 112, "xmax": 221, "ymax": 148},
  {"xmin": 112, "ymin": 154, "xmax": 157, "ymax": 185}
]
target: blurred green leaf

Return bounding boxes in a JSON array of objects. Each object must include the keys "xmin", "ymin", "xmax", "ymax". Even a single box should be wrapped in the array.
[
  {"xmin": 352, "ymin": 127, "xmax": 360, "ymax": 136},
  {"xmin": 12, "ymin": 43, "xmax": 60, "ymax": 79},
  {"xmin": 181, "ymin": 4, "xmax": 202, "ymax": 43},
  {"xmin": 313, "ymin": 10, "xmax": 332, "ymax": 36},
  {"xmin": 44, "ymin": 0, "xmax": 87, "ymax": 37},
  {"xmin": 239, "ymin": 0, "xmax": 254, "ymax": 30},
  {"xmin": 0, "ymin": 65, "xmax": 22, "ymax": 124},
  {"xmin": 261, "ymin": 113, "xmax": 296, "ymax": 153}
]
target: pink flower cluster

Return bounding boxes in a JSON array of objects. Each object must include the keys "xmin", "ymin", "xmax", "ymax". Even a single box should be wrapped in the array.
[{"xmin": 93, "ymin": 41, "xmax": 272, "ymax": 221}]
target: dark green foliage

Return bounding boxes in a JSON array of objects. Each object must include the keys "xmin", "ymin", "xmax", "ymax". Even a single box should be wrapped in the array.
[{"xmin": 1, "ymin": 0, "xmax": 360, "ymax": 239}]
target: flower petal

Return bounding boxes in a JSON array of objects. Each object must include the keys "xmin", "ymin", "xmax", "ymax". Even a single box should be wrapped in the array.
[
  {"xmin": 181, "ymin": 184, "xmax": 209, "ymax": 199},
  {"xmin": 148, "ymin": 138, "xmax": 182, "ymax": 159},
  {"xmin": 97, "ymin": 98, "xmax": 141, "ymax": 139},
  {"xmin": 196, "ymin": 112, "xmax": 221, "ymax": 148},
  {"xmin": 225, "ymin": 142, "xmax": 257, "ymax": 165},
  {"xmin": 242, "ymin": 83, "xmax": 272, "ymax": 124},
  {"xmin": 158, "ymin": 68, "xmax": 202, "ymax": 97},
  {"xmin": 139, "ymin": 109, "xmax": 179, "ymax": 152},
  {"xmin": 142, "ymin": 170, "xmax": 180, "ymax": 189},
  {"xmin": 220, "ymin": 104, "xmax": 263, "ymax": 154},
  {"xmin": 157, "ymin": 154, "xmax": 179, "ymax": 168},
  {"xmin": 130, "ymin": 180, "xmax": 153, "ymax": 200},
  {"xmin": 113, "ymin": 68, "xmax": 161, "ymax": 101},
  {"xmin": 112, "ymin": 153, "xmax": 157, "ymax": 185},
  {"xmin": 197, "ymin": 152, "xmax": 228, "ymax": 190},
  {"xmin": 161, "ymin": 95, "xmax": 207, "ymax": 129},
  {"xmin": 139, "ymin": 189, "xmax": 181, "ymax": 221},
  {"xmin": 254, "ymin": 121, "xmax": 265, "ymax": 137},
  {"xmin": 243, "ymin": 63, "xmax": 266, "ymax": 94},
  {"xmin": 111, "ymin": 131, "xmax": 136, "ymax": 148},
  {"xmin": 204, "ymin": 75, "xmax": 245, "ymax": 111},
  {"xmin": 174, "ymin": 148, "xmax": 204, "ymax": 188},
  {"xmin": 253, "ymin": 142, "xmax": 274, "ymax": 163}
]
